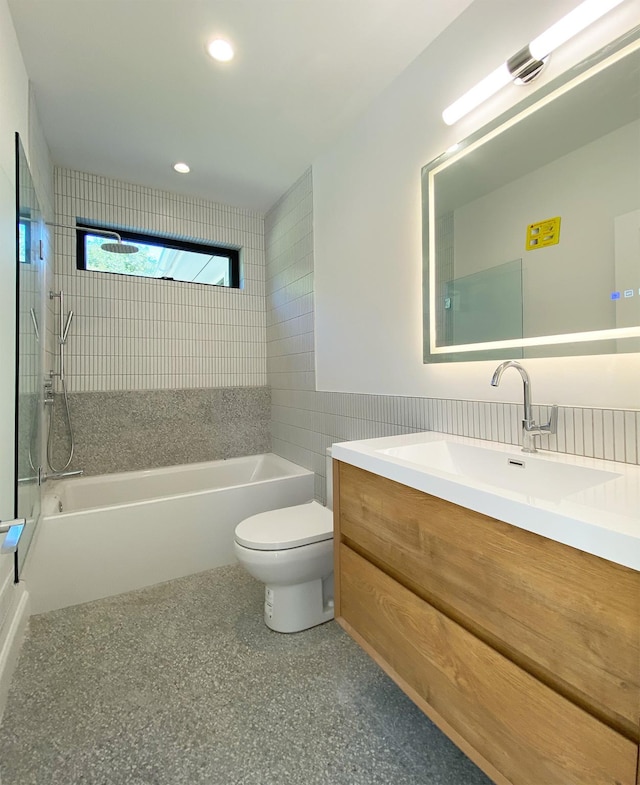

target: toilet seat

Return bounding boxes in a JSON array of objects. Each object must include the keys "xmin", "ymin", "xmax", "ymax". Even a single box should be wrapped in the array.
[{"xmin": 234, "ymin": 501, "xmax": 333, "ymax": 551}]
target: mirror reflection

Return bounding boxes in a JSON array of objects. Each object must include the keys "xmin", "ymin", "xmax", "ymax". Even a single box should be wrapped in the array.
[{"xmin": 423, "ymin": 30, "xmax": 640, "ymax": 363}]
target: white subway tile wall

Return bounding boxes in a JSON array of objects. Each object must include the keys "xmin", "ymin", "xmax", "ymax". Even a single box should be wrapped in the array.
[
  {"xmin": 53, "ymin": 168, "xmax": 267, "ymax": 392},
  {"xmin": 266, "ymin": 169, "xmax": 640, "ymax": 502}
]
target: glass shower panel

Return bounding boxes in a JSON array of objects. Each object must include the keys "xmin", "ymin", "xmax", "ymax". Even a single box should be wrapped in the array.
[
  {"xmin": 441, "ymin": 259, "xmax": 524, "ymax": 347},
  {"xmin": 15, "ymin": 133, "xmax": 44, "ymax": 576}
]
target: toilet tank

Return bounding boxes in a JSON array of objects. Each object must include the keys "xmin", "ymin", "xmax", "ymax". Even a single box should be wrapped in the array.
[{"xmin": 326, "ymin": 447, "xmax": 333, "ymax": 510}]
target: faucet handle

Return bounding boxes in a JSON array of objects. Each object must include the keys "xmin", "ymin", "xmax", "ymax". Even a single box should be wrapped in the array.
[{"xmin": 540, "ymin": 405, "xmax": 558, "ymax": 434}]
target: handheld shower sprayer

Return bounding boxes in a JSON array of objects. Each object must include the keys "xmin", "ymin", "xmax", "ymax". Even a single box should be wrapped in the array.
[
  {"xmin": 49, "ymin": 290, "xmax": 72, "ymax": 374},
  {"xmin": 62, "ymin": 311, "xmax": 74, "ymax": 344}
]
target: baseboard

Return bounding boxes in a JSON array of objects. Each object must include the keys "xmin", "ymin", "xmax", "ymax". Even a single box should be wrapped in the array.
[{"xmin": 0, "ymin": 582, "xmax": 29, "ymax": 724}]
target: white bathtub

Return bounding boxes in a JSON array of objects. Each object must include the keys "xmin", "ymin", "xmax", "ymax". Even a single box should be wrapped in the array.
[{"xmin": 25, "ymin": 454, "xmax": 314, "ymax": 614}]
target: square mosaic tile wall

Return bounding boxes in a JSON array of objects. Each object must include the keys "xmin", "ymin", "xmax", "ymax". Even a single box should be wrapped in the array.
[
  {"xmin": 53, "ymin": 168, "xmax": 267, "ymax": 392},
  {"xmin": 48, "ymin": 169, "xmax": 270, "ymax": 473},
  {"xmin": 265, "ymin": 169, "xmax": 639, "ymax": 503}
]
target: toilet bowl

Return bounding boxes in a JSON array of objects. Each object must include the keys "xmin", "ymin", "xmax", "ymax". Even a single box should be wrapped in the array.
[{"xmin": 234, "ymin": 450, "xmax": 334, "ymax": 633}]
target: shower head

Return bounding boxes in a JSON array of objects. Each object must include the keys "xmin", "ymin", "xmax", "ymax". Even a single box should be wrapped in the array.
[
  {"xmin": 100, "ymin": 241, "xmax": 139, "ymax": 254},
  {"xmin": 45, "ymin": 222, "xmax": 139, "ymax": 254}
]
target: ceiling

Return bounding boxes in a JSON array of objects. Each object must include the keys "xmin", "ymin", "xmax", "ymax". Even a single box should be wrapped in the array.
[{"xmin": 9, "ymin": 0, "xmax": 473, "ymax": 213}]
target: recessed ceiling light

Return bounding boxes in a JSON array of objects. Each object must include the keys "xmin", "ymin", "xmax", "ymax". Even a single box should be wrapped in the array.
[
  {"xmin": 173, "ymin": 162, "xmax": 190, "ymax": 174},
  {"xmin": 207, "ymin": 38, "xmax": 234, "ymax": 62}
]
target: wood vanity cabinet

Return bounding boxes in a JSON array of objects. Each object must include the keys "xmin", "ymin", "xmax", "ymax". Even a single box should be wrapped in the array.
[{"xmin": 333, "ymin": 460, "xmax": 640, "ymax": 785}]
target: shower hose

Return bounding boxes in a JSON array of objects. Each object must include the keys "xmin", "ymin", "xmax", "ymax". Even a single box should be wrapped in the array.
[{"xmin": 46, "ymin": 377, "xmax": 75, "ymax": 472}]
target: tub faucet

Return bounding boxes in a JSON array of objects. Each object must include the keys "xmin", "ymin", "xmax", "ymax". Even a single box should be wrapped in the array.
[{"xmin": 490, "ymin": 361, "xmax": 557, "ymax": 453}]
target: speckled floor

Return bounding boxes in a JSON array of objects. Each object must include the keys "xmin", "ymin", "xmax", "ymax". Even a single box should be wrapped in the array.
[{"xmin": 0, "ymin": 565, "xmax": 492, "ymax": 785}]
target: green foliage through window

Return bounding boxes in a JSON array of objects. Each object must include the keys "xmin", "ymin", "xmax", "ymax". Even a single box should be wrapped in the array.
[
  {"xmin": 18, "ymin": 219, "xmax": 29, "ymax": 264},
  {"xmin": 78, "ymin": 226, "xmax": 240, "ymax": 288}
]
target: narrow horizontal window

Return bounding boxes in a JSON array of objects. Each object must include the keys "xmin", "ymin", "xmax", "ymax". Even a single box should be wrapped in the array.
[
  {"xmin": 76, "ymin": 224, "xmax": 240, "ymax": 288},
  {"xmin": 18, "ymin": 216, "xmax": 30, "ymax": 264}
]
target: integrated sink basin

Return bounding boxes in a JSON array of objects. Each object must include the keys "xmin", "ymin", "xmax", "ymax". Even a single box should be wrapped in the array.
[
  {"xmin": 379, "ymin": 440, "xmax": 622, "ymax": 503},
  {"xmin": 331, "ymin": 431, "xmax": 640, "ymax": 570}
]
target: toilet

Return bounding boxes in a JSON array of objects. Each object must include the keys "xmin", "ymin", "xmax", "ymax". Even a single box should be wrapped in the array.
[{"xmin": 234, "ymin": 449, "xmax": 334, "ymax": 633}]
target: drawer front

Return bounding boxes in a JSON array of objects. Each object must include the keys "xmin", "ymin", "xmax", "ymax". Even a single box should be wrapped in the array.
[
  {"xmin": 340, "ymin": 544, "xmax": 637, "ymax": 785},
  {"xmin": 338, "ymin": 461, "xmax": 640, "ymax": 736}
]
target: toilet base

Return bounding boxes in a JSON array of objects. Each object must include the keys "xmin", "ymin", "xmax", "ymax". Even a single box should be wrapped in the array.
[{"xmin": 264, "ymin": 575, "xmax": 334, "ymax": 633}]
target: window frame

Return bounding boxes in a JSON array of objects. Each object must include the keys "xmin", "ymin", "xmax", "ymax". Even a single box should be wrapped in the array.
[{"xmin": 76, "ymin": 224, "xmax": 241, "ymax": 288}]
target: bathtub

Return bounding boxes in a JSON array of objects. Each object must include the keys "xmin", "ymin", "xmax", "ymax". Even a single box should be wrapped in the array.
[{"xmin": 25, "ymin": 454, "xmax": 314, "ymax": 614}]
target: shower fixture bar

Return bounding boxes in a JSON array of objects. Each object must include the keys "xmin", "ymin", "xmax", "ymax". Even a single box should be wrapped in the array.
[{"xmin": 47, "ymin": 289, "xmax": 78, "ymax": 473}]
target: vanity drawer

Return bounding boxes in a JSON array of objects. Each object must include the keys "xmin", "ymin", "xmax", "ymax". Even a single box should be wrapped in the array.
[
  {"xmin": 339, "ymin": 544, "xmax": 638, "ymax": 785},
  {"xmin": 337, "ymin": 461, "xmax": 640, "ymax": 738}
]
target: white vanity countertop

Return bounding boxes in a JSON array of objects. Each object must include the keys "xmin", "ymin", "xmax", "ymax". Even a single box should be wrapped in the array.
[{"xmin": 331, "ymin": 431, "xmax": 640, "ymax": 571}]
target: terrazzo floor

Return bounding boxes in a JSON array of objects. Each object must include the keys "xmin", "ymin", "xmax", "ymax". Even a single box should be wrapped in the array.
[{"xmin": 0, "ymin": 565, "xmax": 493, "ymax": 785}]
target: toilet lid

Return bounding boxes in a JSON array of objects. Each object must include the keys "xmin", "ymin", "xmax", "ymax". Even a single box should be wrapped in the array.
[{"xmin": 235, "ymin": 501, "xmax": 333, "ymax": 551}]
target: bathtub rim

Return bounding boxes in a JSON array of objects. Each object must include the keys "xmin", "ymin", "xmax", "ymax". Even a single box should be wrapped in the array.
[{"xmin": 42, "ymin": 453, "xmax": 314, "ymax": 518}]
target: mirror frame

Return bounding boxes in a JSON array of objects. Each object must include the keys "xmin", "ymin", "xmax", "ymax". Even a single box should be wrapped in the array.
[{"xmin": 422, "ymin": 24, "xmax": 640, "ymax": 364}]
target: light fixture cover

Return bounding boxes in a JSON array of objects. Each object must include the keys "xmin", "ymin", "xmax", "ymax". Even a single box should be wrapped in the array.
[
  {"xmin": 207, "ymin": 38, "xmax": 234, "ymax": 62},
  {"xmin": 529, "ymin": 0, "xmax": 625, "ymax": 60},
  {"xmin": 173, "ymin": 162, "xmax": 190, "ymax": 174},
  {"xmin": 442, "ymin": 0, "xmax": 626, "ymax": 125},
  {"xmin": 442, "ymin": 63, "xmax": 512, "ymax": 126}
]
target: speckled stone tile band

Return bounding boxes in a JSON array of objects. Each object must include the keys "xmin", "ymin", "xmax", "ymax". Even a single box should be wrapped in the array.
[
  {"xmin": 0, "ymin": 566, "xmax": 492, "ymax": 785},
  {"xmin": 50, "ymin": 386, "xmax": 271, "ymax": 475}
]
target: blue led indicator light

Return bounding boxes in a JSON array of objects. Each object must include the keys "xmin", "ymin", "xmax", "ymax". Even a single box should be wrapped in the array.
[{"xmin": 611, "ymin": 291, "xmax": 621, "ymax": 300}]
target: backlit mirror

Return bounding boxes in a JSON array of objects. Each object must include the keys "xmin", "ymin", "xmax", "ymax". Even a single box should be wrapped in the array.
[{"xmin": 422, "ymin": 27, "xmax": 640, "ymax": 363}]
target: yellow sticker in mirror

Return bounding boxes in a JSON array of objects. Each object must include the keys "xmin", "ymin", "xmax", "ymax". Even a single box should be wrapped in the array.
[{"xmin": 526, "ymin": 216, "xmax": 561, "ymax": 251}]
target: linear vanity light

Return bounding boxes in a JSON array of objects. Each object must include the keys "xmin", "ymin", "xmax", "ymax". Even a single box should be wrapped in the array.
[{"xmin": 442, "ymin": 0, "xmax": 626, "ymax": 125}]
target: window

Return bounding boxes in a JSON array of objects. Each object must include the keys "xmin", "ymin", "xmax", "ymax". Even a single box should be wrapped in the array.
[
  {"xmin": 18, "ymin": 216, "xmax": 30, "ymax": 264},
  {"xmin": 76, "ymin": 224, "xmax": 240, "ymax": 288}
]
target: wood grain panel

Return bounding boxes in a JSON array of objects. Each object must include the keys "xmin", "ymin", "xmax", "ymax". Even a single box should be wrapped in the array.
[
  {"xmin": 340, "ymin": 544, "xmax": 637, "ymax": 785},
  {"xmin": 338, "ymin": 461, "xmax": 640, "ymax": 737},
  {"xmin": 337, "ymin": 615, "xmax": 514, "ymax": 785}
]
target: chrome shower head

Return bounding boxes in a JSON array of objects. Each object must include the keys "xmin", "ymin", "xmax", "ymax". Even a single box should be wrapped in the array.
[{"xmin": 100, "ymin": 241, "xmax": 139, "ymax": 254}]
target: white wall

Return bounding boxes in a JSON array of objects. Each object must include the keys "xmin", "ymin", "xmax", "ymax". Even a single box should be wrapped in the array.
[
  {"xmin": 0, "ymin": 0, "xmax": 29, "ymax": 521},
  {"xmin": 314, "ymin": 0, "xmax": 640, "ymax": 409}
]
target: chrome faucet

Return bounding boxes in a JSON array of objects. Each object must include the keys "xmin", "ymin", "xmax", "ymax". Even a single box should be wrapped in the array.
[{"xmin": 490, "ymin": 361, "xmax": 557, "ymax": 453}]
